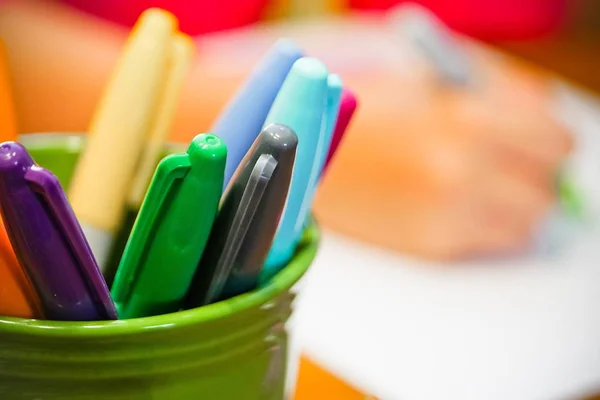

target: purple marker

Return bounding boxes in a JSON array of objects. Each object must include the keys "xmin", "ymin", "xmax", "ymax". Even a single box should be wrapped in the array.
[{"xmin": 0, "ymin": 142, "xmax": 117, "ymax": 321}]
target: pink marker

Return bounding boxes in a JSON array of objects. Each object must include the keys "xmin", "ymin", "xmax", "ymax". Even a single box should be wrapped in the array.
[{"xmin": 323, "ymin": 89, "xmax": 358, "ymax": 172}]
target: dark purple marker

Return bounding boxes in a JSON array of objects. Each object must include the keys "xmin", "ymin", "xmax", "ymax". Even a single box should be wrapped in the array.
[{"xmin": 0, "ymin": 142, "xmax": 117, "ymax": 321}]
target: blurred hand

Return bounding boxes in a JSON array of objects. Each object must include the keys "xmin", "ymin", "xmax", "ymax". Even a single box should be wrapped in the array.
[
  {"xmin": 315, "ymin": 45, "xmax": 573, "ymax": 260},
  {"xmin": 412, "ymin": 90, "xmax": 571, "ymax": 259}
]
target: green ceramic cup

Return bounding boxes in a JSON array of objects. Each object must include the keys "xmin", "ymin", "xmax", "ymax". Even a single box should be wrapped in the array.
[{"xmin": 0, "ymin": 134, "xmax": 318, "ymax": 400}]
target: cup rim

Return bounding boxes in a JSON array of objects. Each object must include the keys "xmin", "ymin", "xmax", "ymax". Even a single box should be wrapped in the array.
[{"xmin": 0, "ymin": 133, "xmax": 319, "ymax": 336}]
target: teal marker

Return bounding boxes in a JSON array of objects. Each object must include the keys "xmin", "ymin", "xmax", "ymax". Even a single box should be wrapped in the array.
[
  {"xmin": 315, "ymin": 74, "xmax": 344, "ymax": 181},
  {"xmin": 111, "ymin": 134, "xmax": 226, "ymax": 319},
  {"xmin": 260, "ymin": 57, "xmax": 329, "ymax": 281},
  {"xmin": 298, "ymin": 75, "xmax": 343, "ymax": 230}
]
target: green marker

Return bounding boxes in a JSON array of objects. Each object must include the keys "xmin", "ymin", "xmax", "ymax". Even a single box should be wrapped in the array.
[
  {"xmin": 556, "ymin": 173, "xmax": 585, "ymax": 220},
  {"xmin": 111, "ymin": 134, "xmax": 226, "ymax": 319}
]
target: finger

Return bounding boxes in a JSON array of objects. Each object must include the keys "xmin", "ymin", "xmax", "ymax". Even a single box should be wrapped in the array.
[
  {"xmin": 484, "ymin": 141, "xmax": 558, "ymax": 191},
  {"xmin": 475, "ymin": 168, "xmax": 555, "ymax": 224},
  {"xmin": 450, "ymin": 90, "xmax": 573, "ymax": 169},
  {"xmin": 488, "ymin": 64, "xmax": 552, "ymax": 112},
  {"xmin": 474, "ymin": 104, "xmax": 573, "ymax": 169},
  {"xmin": 445, "ymin": 202, "xmax": 531, "ymax": 259},
  {"xmin": 465, "ymin": 198, "xmax": 543, "ymax": 256},
  {"xmin": 449, "ymin": 62, "xmax": 573, "ymax": 169},
  {"xmin": 469, "ymin": 222, "xmax": 531, "ymax": 257},
  {"xmin": 482, "ymin": 64, "xmax": 574, "ymax": 167},
  {"xmin": 468, "ymin": 43, "xmax": 553, "ymax": 110}
]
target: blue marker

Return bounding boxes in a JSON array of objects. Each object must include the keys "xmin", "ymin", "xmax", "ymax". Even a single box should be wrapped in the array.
[
  {"xmin": 210, "ymin": 39, "xmax": 304, "ymax": 189},
  {"xmin": 260, "ymin": 57, "xmax": 329, "ymax": 282},
  {"xmin": 298, "ymin": 74, "xmax": 343, "ymax": 229}
]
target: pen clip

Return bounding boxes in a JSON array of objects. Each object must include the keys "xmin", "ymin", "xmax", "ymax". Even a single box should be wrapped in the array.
[
  {"xmin": 24, "ymin": 166, "xmax": 114, "ymax": 317},
  {"xmin": 113, "ymin": 153, "xmax": 191, "ymax": 303},
  {"xmin": 206, "ymin": 154, "xmax": 277, "ymax": 303}
]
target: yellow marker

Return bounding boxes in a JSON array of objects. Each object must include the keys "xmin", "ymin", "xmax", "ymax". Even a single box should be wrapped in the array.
[
  {"xmin": 102, "ymin": 33, "xmax": 195, "ymax": 284},
  {"xmin": 68, "ymin": 9, "xmax": 177, "ymax": 270},
  {"xmin": 127, "ymin": 33, "xmax": 195, "ymax": 211}
]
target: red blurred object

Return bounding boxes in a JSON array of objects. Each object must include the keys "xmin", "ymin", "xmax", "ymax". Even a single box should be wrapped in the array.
[
  {"xmin": 57, "ymin": 0, "xmax": 270, "ymax": 35},
  {"xmin": 349, "ymin": 0, "xmax": 569, "ymax": 41}
]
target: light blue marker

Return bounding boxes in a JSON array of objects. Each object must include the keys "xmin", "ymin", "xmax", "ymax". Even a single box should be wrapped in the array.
[
  {"xmin": 260, "ymin": 57, "xmax": 329, "ymax": 281},
  {"xmin": 210, "ymin": 39, "xmax": 304, "ymax": 190},
  {"xmin": 315, "ymin": 75, "xmax": 344, "ymax": 178},
  {"xmin": 298, "ymin": 74, "xmax": 343, "ymax": 230}
]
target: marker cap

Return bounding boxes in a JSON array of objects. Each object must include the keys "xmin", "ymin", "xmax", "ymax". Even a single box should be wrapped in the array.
[
  {"xmin": 0, "ymin": 142, "xmax": 116, "ymax": 321},
  {"xmin": 111, "ymin": 134, "xmax": 226, "ymax": 318},
  {"xmin": 211, "ymin": 39, "xmax": 303, "ymax": 189}
]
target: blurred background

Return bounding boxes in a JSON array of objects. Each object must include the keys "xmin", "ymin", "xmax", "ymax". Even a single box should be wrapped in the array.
[
  {"xmin": 46, "ymin": 0, "xmax": 600, "ymax": 91},
  {"xmin": 2, "ymin": 0, "xmax": 600, "ymax": 399}
]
